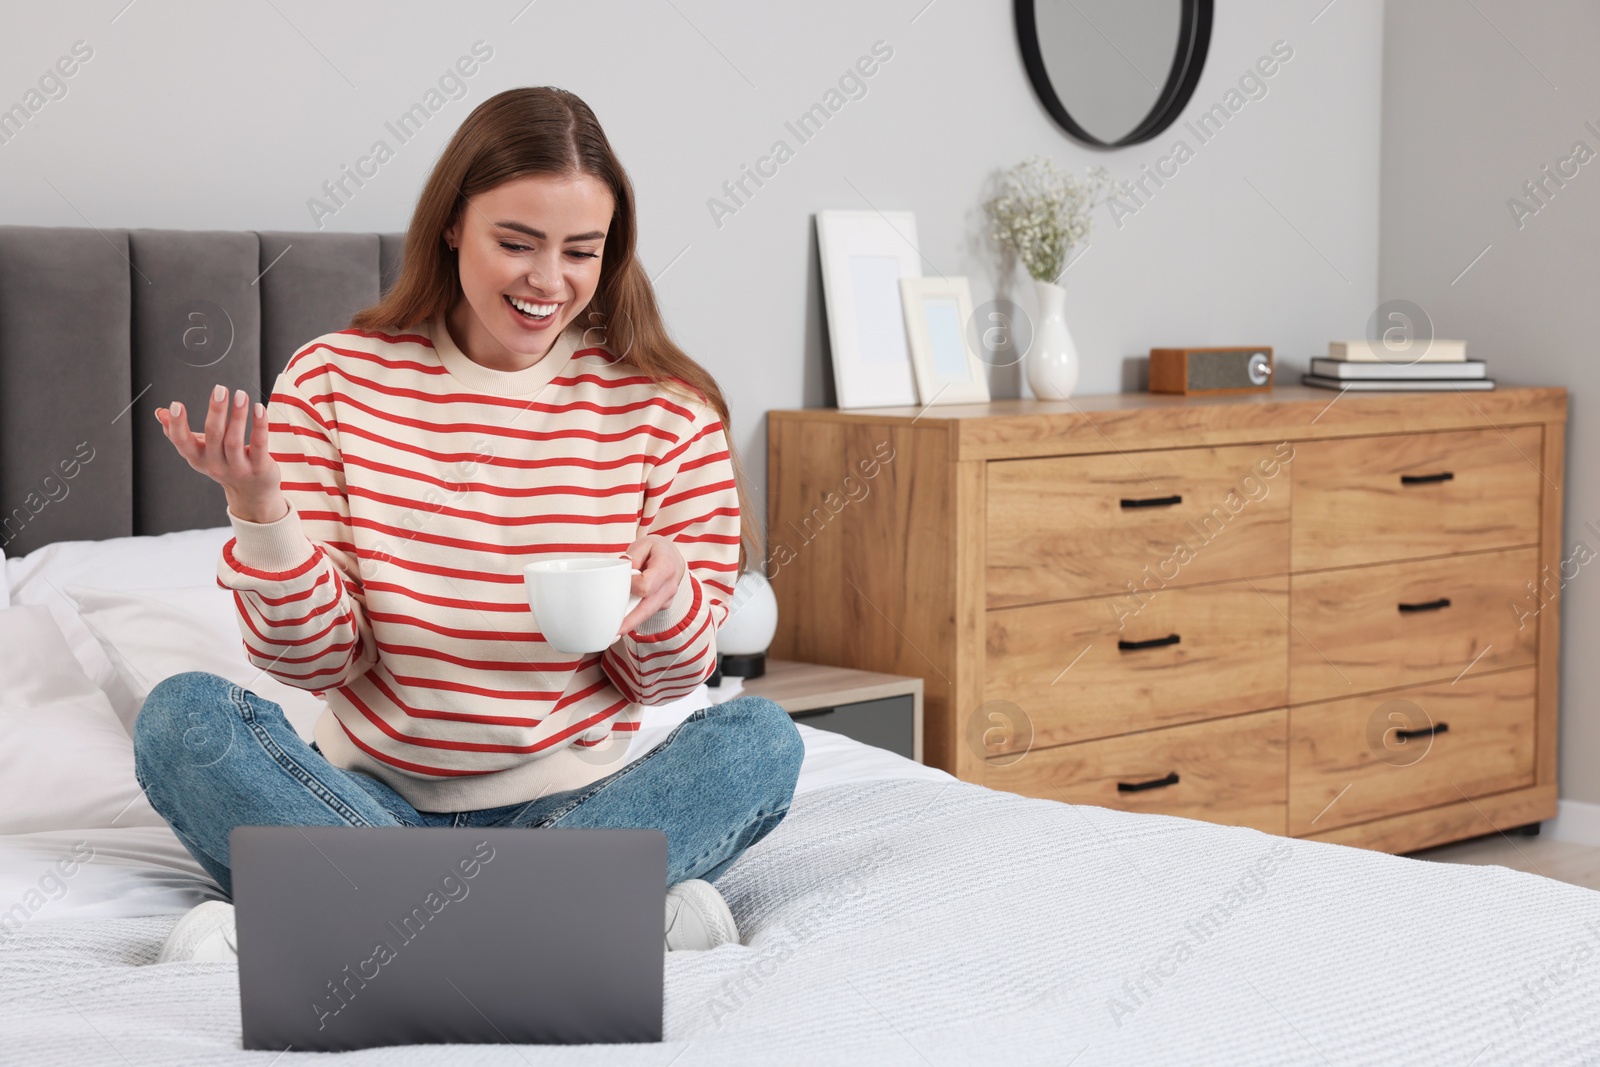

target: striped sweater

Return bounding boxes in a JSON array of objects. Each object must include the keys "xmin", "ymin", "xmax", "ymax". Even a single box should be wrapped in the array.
[{"xmin": 214, "ymin": 316, "xmax": 740, "ymax": 812}]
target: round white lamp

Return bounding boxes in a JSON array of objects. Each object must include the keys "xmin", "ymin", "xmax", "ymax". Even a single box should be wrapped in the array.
[{"xmin": 715, "ymin": 570, "xmax": 778, "ymax": 679}]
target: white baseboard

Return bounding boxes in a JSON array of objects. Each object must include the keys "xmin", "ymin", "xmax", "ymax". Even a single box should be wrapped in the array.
[{"xmin": 1546, "ymin": 798, "xmax": 1600, "ymax": 846}]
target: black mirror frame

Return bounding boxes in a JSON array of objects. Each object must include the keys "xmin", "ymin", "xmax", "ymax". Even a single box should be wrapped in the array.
[{"xmin": 1015, "ymin": 0, "xmax": 1214, "ymax": 148}]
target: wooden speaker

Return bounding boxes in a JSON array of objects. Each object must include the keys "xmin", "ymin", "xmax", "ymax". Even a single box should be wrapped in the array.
[{"xmin": 1149, "ymin": 347, "xmax": 1273, "ymax": 395}]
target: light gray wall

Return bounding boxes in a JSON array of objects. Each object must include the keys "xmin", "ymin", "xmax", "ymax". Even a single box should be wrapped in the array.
[
  {"xmin": 1380, "ymin": 0, "xmax": 1599, "ymax": 803},
  {"xmin": 0, "ymin": 0, "xmax": 1385, "ymax": 517}
]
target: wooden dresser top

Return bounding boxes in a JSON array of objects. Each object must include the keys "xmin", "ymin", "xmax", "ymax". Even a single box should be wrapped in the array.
[{"xmin": 768, "ymin": 385, "xmax": 1567, "ymax": 461}]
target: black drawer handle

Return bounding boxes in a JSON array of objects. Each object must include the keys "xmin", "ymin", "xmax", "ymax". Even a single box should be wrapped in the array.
[
  {"xmin": 1398, "ymin": 597, "xmax": 1452, "ymax": 613},
  {"xmin": 1401, "ymin": 472, "xmax": 1454, "ymax": 485},
  {"xmin": 1118, "ymin": 772, "xmax": 1180, "ymax": 793},
  {"xmin": 789, "ymin": 708, "xmax": 832, "ymax": 720},
  {"xmin": 1120, "ymin": 494, "xmax": 1183, "ymax": 509},
  {"xmin": 1393, "ymin": 722, "xmax": 1448, "ymax": 741},
  {"xmin": 1118, "ymin": 633, "xmax": 1180, "ymax": 651}
]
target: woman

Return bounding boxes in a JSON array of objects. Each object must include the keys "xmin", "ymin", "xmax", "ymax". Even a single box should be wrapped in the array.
[{"xmin": 134, "ymin": 86, "xmax": 803, "ymax": 962}]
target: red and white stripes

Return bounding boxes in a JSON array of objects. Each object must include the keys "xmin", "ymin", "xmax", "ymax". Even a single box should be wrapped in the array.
[{"xmin": 213, "ymin": 317, "xmax": 739, "ymax": 812}]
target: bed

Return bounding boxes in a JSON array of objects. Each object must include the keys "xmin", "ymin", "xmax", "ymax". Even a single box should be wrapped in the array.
[{"xmin": 3, "ymin": 227, "xmax": 1599, "ymax": 1064}]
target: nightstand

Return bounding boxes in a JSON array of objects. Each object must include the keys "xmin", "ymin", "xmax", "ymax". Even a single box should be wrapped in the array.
[{"xmin": 736, "ymin": 659, "xmax": 924, "ymax": 763}]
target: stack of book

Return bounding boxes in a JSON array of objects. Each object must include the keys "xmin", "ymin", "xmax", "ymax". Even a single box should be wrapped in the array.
[{"xmin": 1301, "ymin": 339, "xmax": 1494, "ymax": 391}]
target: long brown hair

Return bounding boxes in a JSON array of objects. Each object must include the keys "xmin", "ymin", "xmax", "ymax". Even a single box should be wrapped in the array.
[{"xmin": 350, "ymin": 86, "xmax": 761, "ymax": 575}]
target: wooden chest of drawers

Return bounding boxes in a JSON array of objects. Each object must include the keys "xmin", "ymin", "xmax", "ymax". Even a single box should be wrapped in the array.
[{"xmin": 766, "ymin": 385, "xmax": 1566, "ymax": 853}]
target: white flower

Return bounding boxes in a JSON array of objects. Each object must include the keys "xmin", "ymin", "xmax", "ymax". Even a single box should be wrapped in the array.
[{"xmin": 982, "ymin": 156, "xmax": 1111, "ymax": 283}]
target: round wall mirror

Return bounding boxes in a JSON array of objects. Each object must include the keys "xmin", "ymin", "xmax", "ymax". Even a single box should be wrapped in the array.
[{"xmin": 1015, "ymin": 0, "xmax": 1213, "ymax": 148}]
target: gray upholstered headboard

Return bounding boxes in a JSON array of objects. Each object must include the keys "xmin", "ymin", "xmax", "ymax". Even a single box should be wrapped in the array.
[{"xmin": 0, "ymin": 227, "xmax": 407, "ymax": 558}]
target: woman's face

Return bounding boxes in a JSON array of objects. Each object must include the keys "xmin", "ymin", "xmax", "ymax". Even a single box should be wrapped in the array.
[{"xmin": 443, "ymin": 171, "xmax": 615, "ymax": 365}]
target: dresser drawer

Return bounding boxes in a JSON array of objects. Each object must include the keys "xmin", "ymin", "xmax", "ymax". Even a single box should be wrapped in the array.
[
  {"xmin": 979, "ymin": 709, "xmax": 1287, "ymax": 833},
  {"xmin": 1292, "ymin": 426, "xmax": 1542, "ymax": 570},
  {"xmin": 986, "ymin": 443, "xmax": 1292, "ymax": 608},
  {"xmin": 985, "ymin": 577, "xmax": 1289, "ymax": 749},
  {"xmin": 1287, "ymin": 668, "xmax": 1536, "ymax": 835},
  {"xmin": 1289, "ymin": 547, "xmax": 1539, "ymax": 704}
]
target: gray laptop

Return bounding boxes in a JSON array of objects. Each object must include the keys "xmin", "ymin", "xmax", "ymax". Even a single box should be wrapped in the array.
[{"xmin": 230, "ymin": 825, "xmax": 666, "ymax": 1052}]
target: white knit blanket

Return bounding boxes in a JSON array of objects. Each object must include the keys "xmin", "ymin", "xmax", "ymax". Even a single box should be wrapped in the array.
[{"xmin": 5, "ymin": 777, "xmax": 1600, "ymax": 1065}]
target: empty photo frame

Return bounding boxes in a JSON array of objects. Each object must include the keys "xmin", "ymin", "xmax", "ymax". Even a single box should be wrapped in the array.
[
  {"xmin": 815, "ymin": 210, "xmax": 921, "ymax": 409},
  {"xmin": 898, "ymin": 275, "xmax": 991, "ymax": 405}
]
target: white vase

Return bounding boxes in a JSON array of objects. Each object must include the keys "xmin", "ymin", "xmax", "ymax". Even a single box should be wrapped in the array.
[{"xmin": 1026, "ymin": 279, "xmax": 1080, "ymax": 400}]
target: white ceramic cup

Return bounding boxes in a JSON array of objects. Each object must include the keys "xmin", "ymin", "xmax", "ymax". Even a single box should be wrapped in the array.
[{"xmin": 523, "ymin": 557, "xmax": 643, "ymax": 654}]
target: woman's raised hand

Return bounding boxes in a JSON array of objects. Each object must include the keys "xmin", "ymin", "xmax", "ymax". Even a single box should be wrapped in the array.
[{"xmin": 155, "ymin": 385, "xmax": 288, "ymax": 524}]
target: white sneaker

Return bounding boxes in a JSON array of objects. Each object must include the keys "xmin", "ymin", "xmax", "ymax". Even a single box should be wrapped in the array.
[
  {"xmin": 156, "ymin": 900, "xmax": 238, "ymax": 964},
  {"xmin": 663, "ymin": 879, "xmax": 739, "ymax": 951}
]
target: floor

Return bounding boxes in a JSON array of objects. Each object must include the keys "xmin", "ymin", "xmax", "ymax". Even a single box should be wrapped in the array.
[{"xmin": 1410, "ymin": 829, "xmax": 1600, "ymax": 891}]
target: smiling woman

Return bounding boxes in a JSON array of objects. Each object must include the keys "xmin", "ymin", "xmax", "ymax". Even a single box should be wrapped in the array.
[
  {"xmin": 138, "ymin": 86, "xmax": 801, "ymax": 962},
  {"xmin": 439, "ymin": 171, "xmax": 613, "ymax": 372}
]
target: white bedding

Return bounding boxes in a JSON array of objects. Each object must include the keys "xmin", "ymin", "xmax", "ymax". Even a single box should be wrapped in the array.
[
  {"xmin": 5, "ymin": 776, "xmax": 1599, "ymax": 1064},
  {"xmin": 7, "ymin": 530, "xmax": 1600, "ymax": 1063}
]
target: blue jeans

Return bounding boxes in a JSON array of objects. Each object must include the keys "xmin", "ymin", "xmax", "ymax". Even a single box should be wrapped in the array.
[{"xmin": 131, "ymin": 671, "xmax": 804, "ymax": 899}]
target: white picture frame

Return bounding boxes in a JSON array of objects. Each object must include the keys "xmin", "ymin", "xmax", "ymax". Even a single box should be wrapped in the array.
[
  {"xmin": 897, "ymin": 275, "xmax": 991, "ymax": 405},
  {"xmin": 815, "ymin": 210, "xmax": 921, "ymax": 409}
]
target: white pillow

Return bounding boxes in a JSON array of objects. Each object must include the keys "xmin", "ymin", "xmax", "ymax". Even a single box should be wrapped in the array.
[
  {"xmin": 61, "ymin": 584, "xmax": 327, "ymax": 743},
  {"xmin": 0, "ymin": 827, "xmax": 222, "ymax": 926},
  {"xmin": 6, "ymin": 527, "xmax": 234, "ymax": 727},
  {"xmin": 5, "ymin": 526, "xmax": 231, "ymax": 594},
  {"xmin": 0, "ymin": 605, "xmax": 166, "ymax": 834}
]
